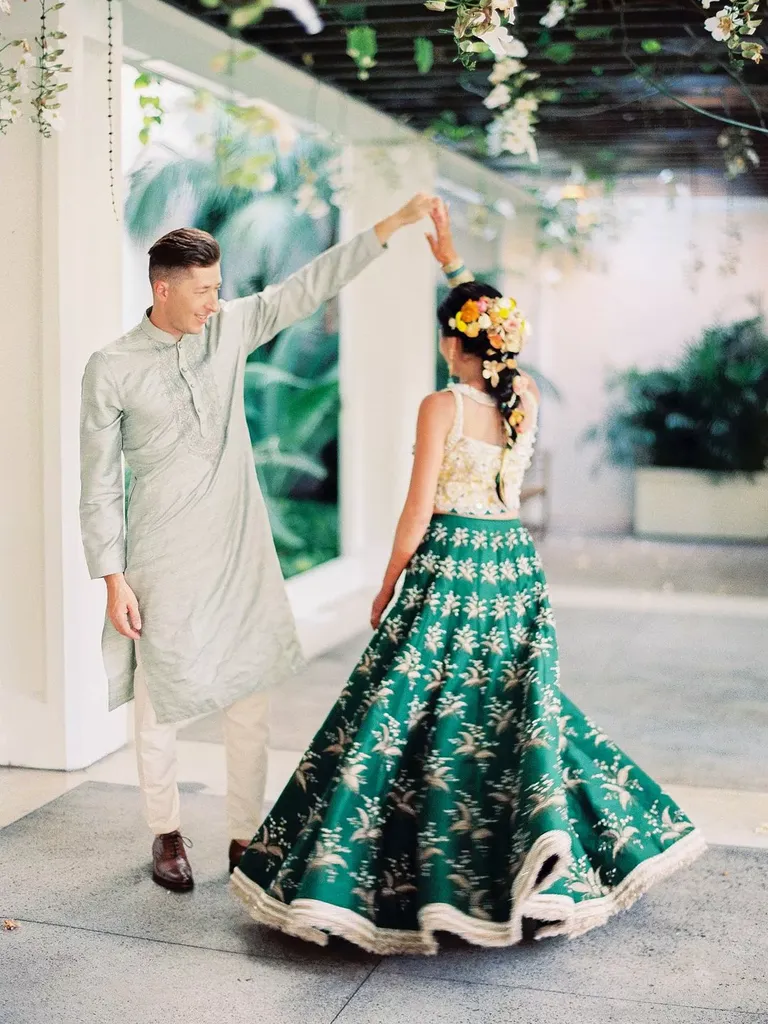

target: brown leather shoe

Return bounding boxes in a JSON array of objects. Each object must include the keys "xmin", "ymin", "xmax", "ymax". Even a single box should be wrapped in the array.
[
  {"xmin": 152, "ymin": 831, "xmax": 194, "ymax": 892},
  {"xmin": 228, "ymin": 839, "xmax": 248, "ymax": 875}
]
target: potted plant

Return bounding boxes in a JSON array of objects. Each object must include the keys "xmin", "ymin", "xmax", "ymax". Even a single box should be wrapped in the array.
[{"xmin": 587, "ymin": 316, "xmax": 768, "ymax": 541}]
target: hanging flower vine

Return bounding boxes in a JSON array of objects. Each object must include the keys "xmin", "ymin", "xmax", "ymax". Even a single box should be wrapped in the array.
[
  {"xmin": 0, "ymin": 0, "xmax": 69, "ymax": 136},
  {"xmin": 427, "ymin": 0, "xmax": 767, "ymax": 168},
  {"xmin": 701, "ymin": 2, "xmax": 764, "ymax": 64}
]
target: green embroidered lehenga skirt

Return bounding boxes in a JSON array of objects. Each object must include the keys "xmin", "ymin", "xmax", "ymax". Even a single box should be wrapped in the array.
[{"xmin": 232, "ymin": 515, "xmax": 705, "ymax": 954}]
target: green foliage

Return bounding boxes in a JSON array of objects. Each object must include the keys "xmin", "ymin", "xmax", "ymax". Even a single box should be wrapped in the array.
[
  {"xmin": 229, "ymin": 2, "xmax": 271, "ymax": 29},
  {"xmin": 424, "ymin": 110, "xmax": 487, "ymax": 152},
  {"xmin": 542, "ymin": 42, "xmax": 575, "ymax": 64},
  {"xmin": 346, "ymin": 25, "xmax": 377, "ymax": 79},
  {"xmin": 273, "ymin": 500, "xmax": 340, "ymax": 579},
  {"xmin": 641, "ymin": 38, "xmax": 663, "ymax": 55},
  {"xmin": 575, "ymin": 26, "xmax": 612, "ymax": 41},
  {"xmin": 586, "ymin": 318, "xmax": 768, "ymax": 473},
  {"xmin": 339, "ymin": 3, "xmax": 366, "ymax": 20},
  {"xmin": 415, "ymin": 37, "xmax": 435, "ymax": 75}
]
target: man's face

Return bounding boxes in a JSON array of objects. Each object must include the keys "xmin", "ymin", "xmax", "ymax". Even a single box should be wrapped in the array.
[{"xmin": 156, "ymin": 263, "xmax": 222, "ymax": 335}]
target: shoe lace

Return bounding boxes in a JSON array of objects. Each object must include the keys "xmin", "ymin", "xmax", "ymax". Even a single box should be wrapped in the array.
[{"xmin": 165, "ymin": 832, "xmax": 193, "ymax": 857}]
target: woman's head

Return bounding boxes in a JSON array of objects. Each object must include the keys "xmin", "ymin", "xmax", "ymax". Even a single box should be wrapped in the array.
[{"xmin": 437, "ymin": 282, "xmax": 532, "ymax": 445}]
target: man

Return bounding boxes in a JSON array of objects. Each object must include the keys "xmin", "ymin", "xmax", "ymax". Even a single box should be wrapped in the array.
[{"xmin": 79, "ymin": 192, "xmax": 435, "ymax": 891}]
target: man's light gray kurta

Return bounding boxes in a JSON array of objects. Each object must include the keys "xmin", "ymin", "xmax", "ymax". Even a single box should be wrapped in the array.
[{"xmin": 80, "ymin": 228, "xmax": 384, "ymax": 724}]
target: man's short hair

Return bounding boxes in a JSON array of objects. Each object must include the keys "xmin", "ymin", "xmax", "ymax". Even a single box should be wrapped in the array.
[{"xmin": 148, "ymin": 227, "xmax": 221, "ymax": 285}]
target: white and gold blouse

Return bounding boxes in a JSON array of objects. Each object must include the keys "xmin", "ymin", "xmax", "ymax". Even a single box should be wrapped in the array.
[{"xmin": 433, "ymin": 383, "xmax": 538, "ymax": 520}]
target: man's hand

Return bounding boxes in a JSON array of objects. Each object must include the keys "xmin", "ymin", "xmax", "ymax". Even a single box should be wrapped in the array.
[
  {"xmin": 105, "ymin": 573, "xmax": 142, "ymax": 640},
  {"xmin": 425, "ymin": 198, "xmax": 459, "ymax": 267},
  {"xmin": 374, "ymin": 192, "xmax": 435, "ymax": 246}
]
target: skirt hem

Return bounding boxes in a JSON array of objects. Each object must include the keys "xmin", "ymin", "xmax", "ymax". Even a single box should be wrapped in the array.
[{"xmin": 230, "ymin": 827, "xmax": 706, "ymax": 956}]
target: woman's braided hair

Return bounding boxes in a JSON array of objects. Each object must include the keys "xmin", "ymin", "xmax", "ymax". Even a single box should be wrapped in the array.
[{"xmin": 437, "ymin": 282, "xmax": 531, "ymax": 446}]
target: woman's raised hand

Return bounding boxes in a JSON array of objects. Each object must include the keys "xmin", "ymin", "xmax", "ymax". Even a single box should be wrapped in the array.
[{"xmin": 425, "ymin": 198, "xmax": 458, "ymax": 267}]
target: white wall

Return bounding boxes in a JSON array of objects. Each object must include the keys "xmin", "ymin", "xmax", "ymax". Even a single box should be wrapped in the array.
[
  {"xmin": 535, "ymin": 194, "xmax": 768, "ymax": 535},
  {"xmin": 0, "ymin": 0, "xmax": 129, "ymax": 768}
]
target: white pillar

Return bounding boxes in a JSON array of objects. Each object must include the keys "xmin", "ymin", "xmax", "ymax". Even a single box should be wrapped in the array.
[
  {"xmin": 338, "ymin": 144, "xmax": 438, "ymax": 574},
  {"xmin": 0, "ymin": 0, "xmax": 128, "ymax": 769}
]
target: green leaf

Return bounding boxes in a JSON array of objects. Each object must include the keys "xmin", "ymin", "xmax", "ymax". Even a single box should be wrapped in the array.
[
  {"xmin": 229, "ymin": 2, "xmax": 269, "ymax": 29},
  {"xmin": 542, "ymin": 42, "xmax": 575, "ymax": 64},
  {"xmin": 139, "ymin": 94, "xmax": 161, "ymax": 109},
  {"xmin": 134, "ymin": 71, "xmax": 152, "ymax": 89},
  {"xmin": 591, "ymin": 65, "xmax": 604, "ymax": 76},
  {"xmin": 199, "ymin": 0, "xmax": 221, "ymax": 6},
  {"xmin": 339, "ymin": 3, "xmax": 366, "ymax": 19},
  {"xmin": 575, "ymin": 26, "xmax": 612, "ymax": 41},
  {"xmin": 252, "ymin": 443, "xmax": 328, "ymax": 480},
  {"xmin": 641, "ymin": 39, "xmax": 663, "ymax": 54},
  {"xmin": 346, "ymin": 24, "xmax": 377, "ymax": 77},
  {"xmin": 244, "ymin": 364, "xmax": 322, "ymax": 390},
  {"xmin": 414, "ymin": 36, "xmax": 434, "ymax": 74}
]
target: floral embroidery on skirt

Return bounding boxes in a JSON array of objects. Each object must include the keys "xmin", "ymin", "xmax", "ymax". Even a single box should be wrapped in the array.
[{"xmin": 232, "ymin": 515, "xmax": 705, "ymax": 954}]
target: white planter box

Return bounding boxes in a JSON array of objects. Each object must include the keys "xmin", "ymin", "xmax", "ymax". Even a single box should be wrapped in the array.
[{"xmin": 634, "ymin": 467, "xmax": 768, "ymax": 541}]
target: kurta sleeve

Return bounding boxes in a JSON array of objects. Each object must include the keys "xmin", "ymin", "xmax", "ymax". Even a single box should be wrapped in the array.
[
  {"xmin": 232, "ymin": 227, "xmax": 385, "ymax": 354},
  {"xmin": 79, "ymin": 352, "xmax": 126, "ymax": 580}
]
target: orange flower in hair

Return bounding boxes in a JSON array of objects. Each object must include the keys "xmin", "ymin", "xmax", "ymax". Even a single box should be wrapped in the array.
[
  {"xmin": 460, "ymin": 300, "xmax": 480, "ymax": 323},
  {"xmin": 487, "ymin": 334, "xmax": 504, "ymax": 350}
]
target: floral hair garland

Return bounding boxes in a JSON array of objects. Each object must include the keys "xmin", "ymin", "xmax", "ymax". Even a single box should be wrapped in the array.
[{"xmin": 448, "ymin": 294, "xmax": 532, "ymax": 435}]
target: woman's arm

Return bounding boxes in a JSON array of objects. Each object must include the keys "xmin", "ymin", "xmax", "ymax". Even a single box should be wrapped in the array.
[
  {"xmin": 370, "ymin": 391, "xmax": 455, "ymax": 629},
  {"xmin": 425, "ymin": 199, "xmax": 476, "ymax": 286}
]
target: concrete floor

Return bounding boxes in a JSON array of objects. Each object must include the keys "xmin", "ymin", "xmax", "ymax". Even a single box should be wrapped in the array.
[{"xmin": 3, "ymin": 535, "xmax": 768, "ymax": 1023}]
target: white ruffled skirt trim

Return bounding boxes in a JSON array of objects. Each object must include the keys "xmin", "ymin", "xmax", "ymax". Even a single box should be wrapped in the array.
[{"xmin": 231, "ymin": 828, "xmax": 706, "ymax": 956}]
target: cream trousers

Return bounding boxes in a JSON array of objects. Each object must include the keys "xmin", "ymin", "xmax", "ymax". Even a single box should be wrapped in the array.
[{"xmin": 133, "ymin": 663, "xmax": 270, "ymax": 841}]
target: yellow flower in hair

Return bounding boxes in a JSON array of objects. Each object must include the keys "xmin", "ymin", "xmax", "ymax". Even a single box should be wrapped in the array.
[
  {"xmin": 509, "ymin": 408, "xmax": 525, "ymax": 427},
  {"xmin": 465, "ymin": 321, "xmax": 481, "ymax": 338},
  {"xmin": 454, "ymin": 311, "xmax": 468, "ymax": 333},
  {"xmin": 506, "ymin": 358, "xmax": 517, "ymax": 370}
]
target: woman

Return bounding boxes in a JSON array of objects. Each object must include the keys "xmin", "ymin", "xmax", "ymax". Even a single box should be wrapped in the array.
[{"xmin": 231, "ymin": 201, "xmax": 705, "ymax": 954}]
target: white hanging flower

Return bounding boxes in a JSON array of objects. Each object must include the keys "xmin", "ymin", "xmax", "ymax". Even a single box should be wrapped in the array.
[
  {"xmin": 257, "ymin": 169, "xmax": 277, "ymax": 193},
  {"xmin": 493, "ymin": 0, "xmax": 518, "ymax": 18},
  {"xmin": 295, "ymin": 181, "xmax": 330, "ymax": 220},
  {"xmin": 424, "ymin": 0, "xmax": 447, "ymax": 9},
  {"xmin": 488, "ymin": 57, "xmax": 524, "ymax": 84},
  {"xmin": 540, "ymin": 1, "xmax": 567, "ymax": 27},
  {"xmin": 545, "ymin": 221, "xmax": 567, "ymax": 241},
  {"xmin": 483, "ymin": 25, "xmax": 527, "ymax": 58},
  {"xmin": 704, "ymin": 8, "xmax": 743, "ymax": 41},
  {"xmin": 0, "ymin": 0, "xmax": 11, "ymax": 14},
  {"xmin": 483, "ymin": 83, "xmax": 512, "ymax": 110},
  {"xmin": 49, "ymin": 110, "xmax": 65, "ymax": 132},
  {"xmin": 0, "ymin": 98, "xmax": 21, "ymax": 123},
  {"xmin": 498, "ymin": 34, "xmax": 528, "ymax": 58},
  {"xmin": 272, "ymin": 0, "xmax": 323, "ymax": 34},
  {"xmin": 15, "ymin": 50, "xmax": 35, "ymax": 93}
]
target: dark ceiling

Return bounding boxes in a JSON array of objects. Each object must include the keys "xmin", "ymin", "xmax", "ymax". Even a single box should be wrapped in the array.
[{"xmin": 166, "ymin": 0, "xmax": 768, "ymax": 193}]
